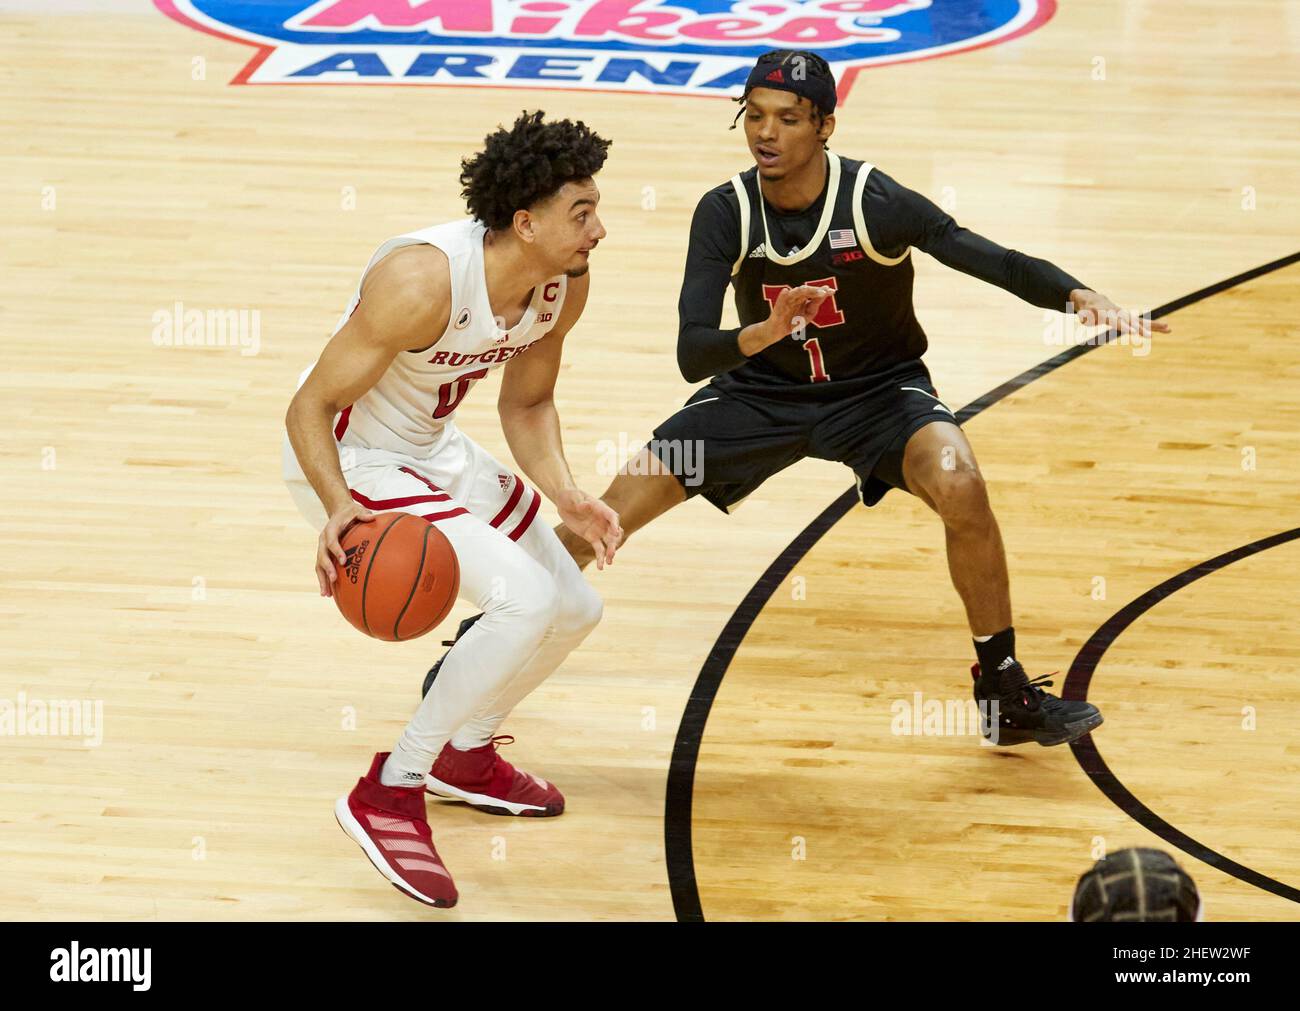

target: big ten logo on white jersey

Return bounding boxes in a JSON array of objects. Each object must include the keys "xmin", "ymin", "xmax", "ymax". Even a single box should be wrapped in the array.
[{"xmin": 328, "ymin": 220, "xmax": 568, "ymax": 457}]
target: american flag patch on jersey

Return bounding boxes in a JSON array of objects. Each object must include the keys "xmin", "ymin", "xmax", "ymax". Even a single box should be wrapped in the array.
[{"xmin": 828, "ymin": 228, "xmax": 857, "ymax": 250}]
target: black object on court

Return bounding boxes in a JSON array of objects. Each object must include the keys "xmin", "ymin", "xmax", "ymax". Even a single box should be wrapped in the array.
[{"xmin": 421, "ymin": 612, "xmax": 484, "ymax": 697}]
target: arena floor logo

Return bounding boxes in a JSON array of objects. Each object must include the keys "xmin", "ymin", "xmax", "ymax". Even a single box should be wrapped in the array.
[{"xmin": 155, "ymin": 1, "xmax": 1056, "ymax": 100}]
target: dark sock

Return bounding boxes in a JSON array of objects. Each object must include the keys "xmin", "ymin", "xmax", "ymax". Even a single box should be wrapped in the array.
[{"xmin": 974, "ymin": 626, "xmax": 1016, "ymax": 682}]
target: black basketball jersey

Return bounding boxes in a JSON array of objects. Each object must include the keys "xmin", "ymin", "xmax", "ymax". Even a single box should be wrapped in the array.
[{"xmin": 721, "ymin": 153, "xmax": 927, "ymax": 388}]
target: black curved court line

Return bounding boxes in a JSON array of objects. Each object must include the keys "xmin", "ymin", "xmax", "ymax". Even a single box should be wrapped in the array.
[
  {"xmin": 1064, "ymin": 527, "xmax": 1300, "ymax": 904},
  {"xmin": 664, "ymin": 249, "xmax": 1300, "ymax": 922}
]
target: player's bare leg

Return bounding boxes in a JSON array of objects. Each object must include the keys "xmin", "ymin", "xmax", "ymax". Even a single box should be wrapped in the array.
[
  {"xmin": 898, "ymin": 422, "xmax": 1010, "ymax": 637},
  {"xmin": 901, "ymin": 421, "xmax": 1101, "ymax": 746},
  {"xmin": 555, "ymin": 447, "xmax": 688, "ymax": 570}
]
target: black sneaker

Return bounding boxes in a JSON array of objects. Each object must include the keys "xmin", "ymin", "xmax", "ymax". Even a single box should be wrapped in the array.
[
  {"xmin": 971, "ymin": 661, "xmax": 1103, "ymax": 747},
  {"xmin": 421, "ymin": 613, "xmax": 484, "ymax": 698}
]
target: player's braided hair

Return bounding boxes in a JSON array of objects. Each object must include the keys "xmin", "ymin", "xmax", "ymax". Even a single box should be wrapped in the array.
[
  {"xmin": 460, "ymin": 111, "xmax": 611, "ymax": 231},
  {"xmin": 731, "ymin": 49, "xmax": 837, "ymax": 143},
  {"xmin": 1070, "ymin": 848, "xmax": 1202, "ymax": 922}
]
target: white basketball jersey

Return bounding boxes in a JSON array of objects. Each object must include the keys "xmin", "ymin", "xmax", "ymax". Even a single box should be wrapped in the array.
[{"xmin": 320, "ymin": 218, "xmax": 568, "ymax": 458}]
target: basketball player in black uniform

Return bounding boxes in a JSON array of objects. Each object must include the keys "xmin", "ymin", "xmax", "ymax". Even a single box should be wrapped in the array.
[{"xmin": 429, "ymin": 50, "xmax": 1170, "ymax": 747}]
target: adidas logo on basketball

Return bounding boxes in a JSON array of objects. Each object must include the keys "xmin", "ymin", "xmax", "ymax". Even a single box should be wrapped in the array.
[{"xmin": 343, "ymin": 541, "xmax": 368, "ymax": 584}]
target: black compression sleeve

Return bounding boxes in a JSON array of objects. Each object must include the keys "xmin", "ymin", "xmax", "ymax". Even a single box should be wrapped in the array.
[
  {"xmin": 676, "ymin": 189, "xmax": 747, "ymax": 382},
  {"xmin": 866, "ymin": 169, "xmax": 1088, "ymax": 311}
]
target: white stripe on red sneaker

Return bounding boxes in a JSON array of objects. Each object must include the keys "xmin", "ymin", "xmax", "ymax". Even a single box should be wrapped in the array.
[
  {"xmin": 365, "ymin": 813, "xmax": 420, "ymax": 833},
  {"xmin": 378, "ymin": 837, "xmax": 436, "ymax": 856},
  {"xmin": 396, "ymin": 858, "xmax": 452, "ymax": 878}
]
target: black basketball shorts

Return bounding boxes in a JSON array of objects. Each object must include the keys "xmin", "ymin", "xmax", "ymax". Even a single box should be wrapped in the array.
[{"xmin": 648, "ymin": 363, "xmax": 960, "ymax": 514}]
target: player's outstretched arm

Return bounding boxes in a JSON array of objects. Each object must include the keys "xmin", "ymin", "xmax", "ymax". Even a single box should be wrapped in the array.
[
  {"xmin": 921, "ymin": 221, "xmax": 1171, "ymax": 340},
  {"xmin": 498, "ymin": 272, "xmax": 622, "ymax": 569},
  {"xmin": 867, "ymin": 168, "xmax": 1171, "ymax": 340},
  {"xmin": 1064, "ymin": 287, "xmax": 1172, "ymax": 340},
  {"xmin": 286, "ymin": 245, "xmax": 450, "ymax": 596}
]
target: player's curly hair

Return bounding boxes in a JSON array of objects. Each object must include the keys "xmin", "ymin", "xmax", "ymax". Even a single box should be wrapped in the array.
[{"xmin": 460, "ymin": 111, "xmax": 611, "ymax": 231}]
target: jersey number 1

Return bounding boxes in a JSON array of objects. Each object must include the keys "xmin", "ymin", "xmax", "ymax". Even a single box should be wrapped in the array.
[
  {"xmin": 760, "ymin": 276, "xmax": 843, "ymax": 383},
  {"xmin": 804, "ymin": 338, "xmax": 830, "ymax": 382}
]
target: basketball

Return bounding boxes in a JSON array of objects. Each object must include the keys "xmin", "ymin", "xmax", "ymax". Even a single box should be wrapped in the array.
[{"xmin": 332, "ymin": 512, "xmax": 459, "ymax": 642}]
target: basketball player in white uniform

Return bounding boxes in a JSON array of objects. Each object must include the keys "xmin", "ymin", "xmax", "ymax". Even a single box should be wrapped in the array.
[{"xmin": 283, "ymin": 113, "xmax": 619, "ymax": 908}]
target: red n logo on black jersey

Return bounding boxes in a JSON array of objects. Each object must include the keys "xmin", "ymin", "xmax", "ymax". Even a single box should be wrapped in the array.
[{"xmin": 760, "ymin": 276, "xmax": 846, "ymax": 329}]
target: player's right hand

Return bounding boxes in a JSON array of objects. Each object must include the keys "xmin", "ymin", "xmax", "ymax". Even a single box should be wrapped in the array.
[
  {"xmin": 766, "ymin": 284, "xmax": 834, "ymax": 346},
  {"xmin": 317, "ymin": 501, "xmax": 376, "ymax": 598},
  {"xmin": 557, "ymin": 489, "xmax": 622, "ymax": 571}
]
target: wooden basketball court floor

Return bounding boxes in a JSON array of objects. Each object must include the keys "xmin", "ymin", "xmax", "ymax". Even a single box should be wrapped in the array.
[{"xmin": 1, "ymin": 1, "xmax": 1296, "ymax": 921}]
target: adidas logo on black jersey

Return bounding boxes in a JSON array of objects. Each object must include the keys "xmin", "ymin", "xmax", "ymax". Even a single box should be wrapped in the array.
[{"xmin": 749, "ymin": 242, "xmax": 800, "ymax": 257}]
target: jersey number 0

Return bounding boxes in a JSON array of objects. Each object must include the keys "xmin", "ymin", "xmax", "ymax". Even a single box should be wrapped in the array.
[{"xmin": 433, "ymin": 367, "xmax": 489, "ymax": 419}]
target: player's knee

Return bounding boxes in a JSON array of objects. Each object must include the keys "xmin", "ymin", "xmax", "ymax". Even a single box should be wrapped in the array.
[
  {"xmin": 556, "ymin": 579, "xmax": 603, "ymax": 640},
  {"xmin": 928, "ymin": 466, "xmax": 990, "ymax": 525},
  {"xmin": 519, "ymin": 576, "xmax": 562, "ymax": 631}
]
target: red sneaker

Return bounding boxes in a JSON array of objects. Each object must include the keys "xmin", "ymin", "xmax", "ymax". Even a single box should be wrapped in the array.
[
  {"xmin": 425, "ymin": 735, "xmax": 564, "ymax": 817},
  {"xmin": 334, "ymin": 752, "xmax": 458, "ymax": 908}
]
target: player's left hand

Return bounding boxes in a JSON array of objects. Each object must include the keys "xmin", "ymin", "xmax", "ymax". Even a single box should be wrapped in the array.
[
  {"xmin": 557, "ymin": 490, "xmax": 622, "ymax": 570},
  {"xmin": 1070, "ymin": 289, "xmax": 1171, "ymax": 338}
]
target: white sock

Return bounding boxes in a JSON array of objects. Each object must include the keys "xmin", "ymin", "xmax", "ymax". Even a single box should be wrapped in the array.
[{"xmin": 380, "ymin": 744, "xmax": 433, "ymax": 789}]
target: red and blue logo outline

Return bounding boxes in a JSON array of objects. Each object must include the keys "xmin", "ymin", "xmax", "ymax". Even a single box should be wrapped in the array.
[{"xmin": 155, "ymin": 1, "xmax": 1057, "ymax": 102}]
